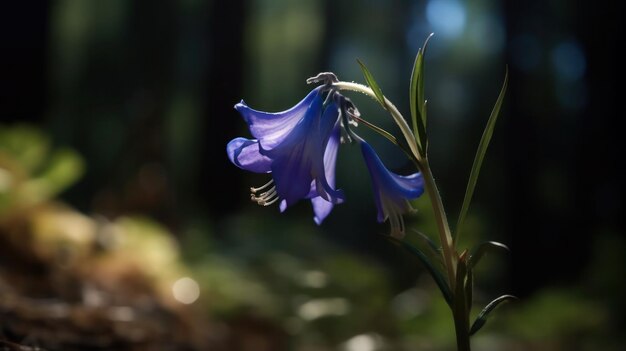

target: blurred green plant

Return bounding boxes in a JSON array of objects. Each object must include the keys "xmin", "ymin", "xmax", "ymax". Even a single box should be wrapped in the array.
[
  {"xmin": 0, "ymin": 124, "xmax": 407, "ymax": 350},
  {"xmin": 0, "ymin": 124, "xmax": 84, "ymax": 217}
]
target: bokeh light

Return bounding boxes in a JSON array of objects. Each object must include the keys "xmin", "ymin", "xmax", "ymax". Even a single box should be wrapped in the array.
[
  {"xmin": 426, "ymin": 0, "xmax": 467, "ymax": 39},
  {"xmin": 172, "ymin": 276, "xmax": 200, "ymax": 304}
]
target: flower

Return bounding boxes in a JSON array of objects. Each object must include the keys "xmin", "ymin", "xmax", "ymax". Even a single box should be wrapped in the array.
[
  {"xmin": 227, "ymin": 87, "xmax": 344, "ymax": 224},
  {"xmin": 359, "ymin": 139, "xmax": 425, "ymax": 238}
]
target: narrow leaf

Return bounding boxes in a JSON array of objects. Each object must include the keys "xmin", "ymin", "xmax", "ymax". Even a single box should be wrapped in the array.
[
  {"xmin": 410, "ymin": 228, "xmax": 441, "ymax": 256},
  {"xmin": 385, "ymin": 236, "xmax": 452, "ymax": 305},
  {"xmin": 455, "ymin": 67, "xmax": 508, "ymax": 241},
  {"xmin": 468, "ymin": 241, "xmax": 510, "ymax": 270},
  {"xmin": 351, "ymin": 114, "xmax": 400, "ymax": 147},
  {"xmin": 357, "ymin": 59, "xmax": 387, "ymax": 110},
  {"xmin": 418, "ymin": 34, "xmax": 433, "ymax": 123},
  {"xmin": 422, "ymin": 100, "xmax": 429, "ymax": 153},
  {"xmin": 409, "ymin": 33, "xmax": 433, "ymax": 154},
  {"xmin": 469, "ymin": 295, "xmax": 517, "ymax": 335},
  {"xmin": 410, "ymin": 52, "xmax": 423, "ymax": 148}
]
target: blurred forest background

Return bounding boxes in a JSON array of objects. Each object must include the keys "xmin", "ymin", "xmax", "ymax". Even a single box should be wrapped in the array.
[{"xmin": 1, "ymin": 0, "xmax": 624, "ymax": 350}]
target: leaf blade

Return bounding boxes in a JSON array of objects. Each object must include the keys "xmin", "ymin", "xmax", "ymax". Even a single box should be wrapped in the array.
[
  {"xmin": 357, "ymin": 59, "xmax": 387, "ymax": 110},
  {"xmin": 410, "ymin": 229, "xmax": 440, "ymax": 255},
  {"xmin": 385, "ymin": 236, "xmax": 452, "ymax": 306},
  {"xmin": 417, "ymin": 34, "xmax": 433, "ymax": 125},
  {"xmin": 468, "ymin": 241, "xmax": 510, "ymax": 270},
  {"xmin": 409, "ymin": 33, "xmax": 433, "ymax": 154},
  {"xmin": 409, "ymin": 48, "xmax": 421, "ymax": 142},
  {"xmin": 455, "ymin": 67, "xmax": 508, "ymax": 241},
  {"xmin": 469, "ymin": 294, "xmax": 517, "ymax": 336}
]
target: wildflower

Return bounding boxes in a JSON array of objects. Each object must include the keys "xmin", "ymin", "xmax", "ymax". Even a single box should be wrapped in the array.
[
  {"xmin": 359, "ymin": 139, "xmax": 425, "ymax": 238},
  {"xmin": 227, "ymin": 86, "xmax": 344, "ymax": 224}
]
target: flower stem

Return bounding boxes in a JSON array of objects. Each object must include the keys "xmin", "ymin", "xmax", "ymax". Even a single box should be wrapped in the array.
[
  {"xmin": 419, "ymin": 158, "xmax": 457, "ymax": 288},
  {"xmin": 454, "ymin": 308, "xmax": 471, "ymax": 351}
]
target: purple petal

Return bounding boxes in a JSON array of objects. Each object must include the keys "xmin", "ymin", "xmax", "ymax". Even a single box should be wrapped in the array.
[
  {"xmin": 226, "ymin": 137, "xmax": 271, "ymax": 173},
  {"xmin": 311, "ymin": 196, "xmax": 334, "ymax": 225},
  {"xmin": 389, "ymin": 172, "xmax": 425, "ymax": 198},
  {"xmin": 360, "ymin": 140, "xmax": 424, "ymax": 223},
  {"xmin": 234, "ymin": 87, "xmax": 323, "ymax": 151},
  {"xmin": 270, "ymin": 137, "xmax": 314, "ymax": 208},
  {"xmin": 360, "ymin": 141, "xmax": 424, "ymax": 199},
  {"xmin": 306, "ymin": 124, "xmax": 344, "ymax": 224},
  {"xmin": 312, "ymin": 123, "xmax": 344, "ymax": 203},
  {"xmin": 267, "ymin": 100, "xmax": 342, "ymax": 209},
  {"xmin": 230, "ymin": 88, "xmax": 344, "ymax": 222}
]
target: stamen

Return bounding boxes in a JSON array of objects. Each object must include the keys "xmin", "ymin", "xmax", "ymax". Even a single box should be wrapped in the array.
[
  {"xmin": 250, "ymin": 179, "xmax": 274, "ymax": 193},
  {"xmin": 250, "ymin": 184, "xmax": 279, "ymax": 206},
  {"xmin": 385, "ymin": 202, "xmax": 406, "ymax": 239},
  {"xmin": 262, "ymin": 196, "xmax": 279, "ymax": 206}
]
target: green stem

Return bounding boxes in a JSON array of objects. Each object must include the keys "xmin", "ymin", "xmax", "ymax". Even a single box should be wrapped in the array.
[
  {"xmin": 453, "ymin": 257, "xmax": 471, "ymax": 351},
  {"xmin": 454, "ymin": 309, "xmax": 471, "ymax": 351},
  {"xmin": 419, "ymin": 159, "xmax": 457, "ymax": 288}
]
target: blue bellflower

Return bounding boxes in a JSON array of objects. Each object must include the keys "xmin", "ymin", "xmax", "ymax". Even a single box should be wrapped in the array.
[
  {"xmin": 359, "ymin": 139, "xmax": 425, "ymax": 238},
  {"xmin": 227, "ymin": 87, "xmax": 344, "ymax": 224}
]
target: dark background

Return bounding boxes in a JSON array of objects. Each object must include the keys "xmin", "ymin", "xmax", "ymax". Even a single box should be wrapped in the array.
[{"xmin": 1, "ymin": 1, "xmax": 624, "ymax": 350}]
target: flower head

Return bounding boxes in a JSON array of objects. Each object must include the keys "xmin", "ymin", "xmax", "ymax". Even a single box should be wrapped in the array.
[
  {"xmin": 227, "ymin": 86, "xmax": 344, "ymax": 224},
  {"xmin": 359, "ymin": 139, "xmax": 425, "ymax": 238}
]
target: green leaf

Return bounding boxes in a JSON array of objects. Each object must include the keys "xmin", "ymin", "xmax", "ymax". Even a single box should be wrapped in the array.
[
  {"xmin": 409, "ymin": 33, "xmax": 433, "ymax": 154},
  {"xmin": 470, "ymin": 294, "xmax": 517, "ymax": 335},
  {"xmin": 385, "ymin": 236, "xmax": 452, "ymax": 306},
  {"xmin": 409, "ymin": 52, "xmax": 423, "ymax": 147},
  {"xmin": 468, "ymin": 241, "xmax": 509, "ymax": 270},
  {"xmin": 421, "ymin": 100, "xmax": 429, "ymax": 154},
  {"xmin": 410, "ymin": 228, "xmax": 441, "ymax": 257},
  {"xmin": 350, "ymin": 114, "xmax": 400, "ymax": 147},
  {"xmin": 455, "ymin": 67, "xmax": 508, "ymax": 241},
  {"xmin": 357, "ymin": 59, "xmax": 388, "ymax": 110},
  {"xmin": 417, "ymin": 35, "xmax": 432, "ymax": 122}
]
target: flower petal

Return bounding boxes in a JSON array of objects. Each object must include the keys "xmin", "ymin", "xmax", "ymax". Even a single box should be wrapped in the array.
[
  {"xmin": 267, "ymin": 100, "xmax": 343, "ymax": 209},
  {"xmin": 229, "ymin": 87, "xmax": 345, "ymax": 224},
  {"xmin": 360, "ymin": 140, "xmax": 424, "ymax": 232},
  {"xmin": 311, "ymin": 122, "xmax": 344, "ymax": 203},
  {"xmin": 270, "ymin": 138, "xmax": 314, "ymax": 208},
  {"xmin": 360, "ymin": 141, "xmax": 424, "ymax": 200},
  {"xmin": 234, "ymin": 87, "xmax": 323, "ymax": 151},
  {"xmin": 308, "ymin": 124, "xmax": 344, "ymax": 224},
  {"xmin": 311, "ymin": 196, "xmax": 334, "ymax": 225},
  {"xmin": 389, "ymin": 172, "xmax": 425, "ymax": 198},
  {"xmin": 226, "ymin": 137, "xmax": 271, "ymax": 173}
]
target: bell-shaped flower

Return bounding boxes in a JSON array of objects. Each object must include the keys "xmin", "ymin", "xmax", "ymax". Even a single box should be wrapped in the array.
[
  {"xmin": 227, "ymin": 87, "xmax": 344, "ymax": 224},
  {"xmin": 359, "ymin": 139, "xmax": 425, "ymax": 238}
]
